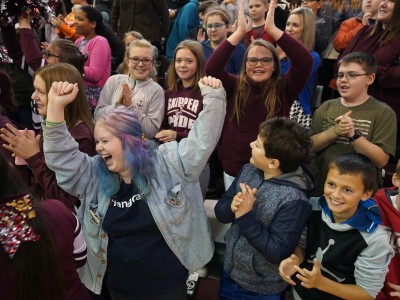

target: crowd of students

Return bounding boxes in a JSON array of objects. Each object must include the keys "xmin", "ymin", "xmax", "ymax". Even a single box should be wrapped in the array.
[{"xmin": 1, "ymin": 0, "xmax": 400, "ymax": 299}]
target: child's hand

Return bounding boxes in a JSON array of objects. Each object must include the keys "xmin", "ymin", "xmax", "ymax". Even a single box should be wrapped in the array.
[
  {"xmin": 235, "ymin": 183, "xmax": 257, "ymax": 218},
  {"xmin": 1, "ymin": 125, "xmax": 40, "ymax": 159},
  {"xmin": 120, "ymin": 83, "xmax": 133, "ymax": 107},
  {"xmin": 388, "ymin": 282, "xmax": 400, "ymax": 298},
  {"xmin": 197, "ymin": 27, "xmax": 205, "ymax": 42},
  {"xmin": 48, "ymin": 81, "xmax": 79, "ymax": 108},
  {"xmin": 264, "ymin": 0, "xmax": 277, "ymax": 34},
  {"xmin": 155, "ymin": 130, "xmax": 177, "ymax": 143},
  {"xmin": 50, "ymin": 16, "xmax": 63, "ymax": 28},
  {"xmin": 231, "ymin": 191, "xmax": 243, "ymax": 212},
  {"xmin": 334, "ymin": 111, "xmax": 354, "ymax": 137},
  {"xmin": 198, "ymin": 76, "xmax": 222, "ymax": 89},
  {"xmin": 279, "ymin": 254, "xmax": 300, "ymax": 286},
  {"xmin": 234, "ymin": 0, "xmax": 249, "ymax": 35},
  {"xmin": 294, "ymin": 258, "xmax": 324, "ymax": 289}
]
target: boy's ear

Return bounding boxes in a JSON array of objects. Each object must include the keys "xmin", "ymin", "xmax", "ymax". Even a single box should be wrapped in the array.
[
  {"xmin": 360, "ymin": 189, "xmax": 373, "ymax": 201},
  {"xmin": 366, "ymin": 73, "xmax": 376, "ymax": 86},
  {"xmin": 269, "ymin": 158, "xmax": 280, "ymax": 169},
  {"xmin": 199, "ymin": 12, "xmax": 205, "ymax": 20},
  {"xmin": 393, "ymin": 173, "xmax": 399, "ymax": 187}
]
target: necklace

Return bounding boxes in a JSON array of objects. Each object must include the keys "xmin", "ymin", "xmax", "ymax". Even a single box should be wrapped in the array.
[{"xmin": 127, "ymin": 74, "xmax": 136, "ymax": 90}]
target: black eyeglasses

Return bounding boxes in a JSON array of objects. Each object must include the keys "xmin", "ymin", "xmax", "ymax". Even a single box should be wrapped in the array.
[
  {"xmin": 128, "ymin": 57, "xmax": 153, "ymax": 66},
  {"xmin": 206, "ymin": 23, "xmax": 226, "ymax": 30},
  {"xmin": 246, "ymin": 57, "xmax": 274, "ymax": 66},
  {"xmin": 43, "ymin": 50, "xmax": 60, "ymax": 59},
  {"xmin": 335, "ymin": 73, "xmax": 370, "ymax": 80}
]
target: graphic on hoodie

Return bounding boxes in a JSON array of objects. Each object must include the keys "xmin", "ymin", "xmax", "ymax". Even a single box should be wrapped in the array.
[
  {"xmin": 167, "ymin": 96, "xmax": 200, "ymax": 129},
  {"xmin": 308, "ymin": 238, "xmax": 346, "ymax": 282}
]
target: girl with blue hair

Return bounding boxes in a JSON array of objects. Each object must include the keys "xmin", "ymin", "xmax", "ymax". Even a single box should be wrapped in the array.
[{"xmin": 42, "ymin": 75, "xmax": 226, "ymax": 299}]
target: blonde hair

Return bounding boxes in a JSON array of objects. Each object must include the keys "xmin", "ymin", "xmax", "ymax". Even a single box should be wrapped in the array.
[
  {"xmin": 233, "ymin": 39, "xmax": 282, "ymax": 123},
  {"xmin": 289, "ymin": 7, "xmax": 316, "ymax": 50}
]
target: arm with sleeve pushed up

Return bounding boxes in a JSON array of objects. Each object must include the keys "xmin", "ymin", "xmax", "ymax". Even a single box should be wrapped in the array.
[
  {"xmin": 176, "ymin": 85, "xmax": 226, "ymax": 181},
  {"xmin": 82, "ymin": 38, "xmax": 111, "ymax": 84},
  {"xmin": 214, "ymin": 176, "xmax": 240, "ymax": 223},
  {"xmin": 236, "ymin": 200, "xmax": 312, "ymax": 264}
]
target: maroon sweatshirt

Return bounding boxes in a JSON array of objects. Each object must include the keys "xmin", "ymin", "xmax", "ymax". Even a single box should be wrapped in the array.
[{"xmin": 205, "ymin": 33, "xmax": 312, "ymax": 176}]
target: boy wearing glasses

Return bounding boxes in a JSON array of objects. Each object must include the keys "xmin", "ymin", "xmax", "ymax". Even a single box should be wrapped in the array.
[
  {"xmin": 309, "ymin": 52, "xmax": 396, "ymax": 196},
  {"xmin": 201, "ymin": 9, "xmax": 246, "ymax": 74}
]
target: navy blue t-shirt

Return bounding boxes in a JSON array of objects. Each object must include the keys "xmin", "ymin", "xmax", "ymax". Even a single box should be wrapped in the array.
[{"xmin": 102, "ymin": 181, "xmax": 187, "ymax": 297}]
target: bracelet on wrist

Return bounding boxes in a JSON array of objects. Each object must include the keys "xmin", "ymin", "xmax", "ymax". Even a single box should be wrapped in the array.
[{"xmin": 45, "ymin": 120, "xmax": 64, "ymax": 126}]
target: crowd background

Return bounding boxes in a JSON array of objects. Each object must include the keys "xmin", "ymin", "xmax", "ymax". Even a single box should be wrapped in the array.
[{"xmin": 1, "ymin": 0, "xmax": 400, "ymax": 299}]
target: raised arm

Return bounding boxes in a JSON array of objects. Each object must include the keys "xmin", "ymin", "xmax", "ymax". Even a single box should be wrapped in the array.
[
  {"xmin": 43, "ymin": 82, "xmax": 97, "ymax": 199},
  {"xmin": 176, "ymin": 77, "xmax": 226, "ymax": 181},
  {"xmin": 205, "ymin": 0, "xmax": 250, "ymax": 96},
  {"xmin": 18, "ymin": 14, "xmax": 45, "ymax": 71}
]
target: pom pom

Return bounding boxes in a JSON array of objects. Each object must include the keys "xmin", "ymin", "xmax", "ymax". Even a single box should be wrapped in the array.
[{"xmin": 0, "ymin": 0, "xmax": 61, "ymax": 29}]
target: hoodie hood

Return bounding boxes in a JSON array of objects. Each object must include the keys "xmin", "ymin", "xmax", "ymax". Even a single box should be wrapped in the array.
[{"xmin": 269, "ymin": 165, "xmax": 315, "ymax": 197}]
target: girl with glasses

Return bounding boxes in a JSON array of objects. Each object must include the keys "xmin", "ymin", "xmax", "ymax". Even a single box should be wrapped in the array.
[
  {"xmin": 94, "ymin": 39, "xmax": 165, "ymax": 140},
  {"xmin": 205, "ymin": 0, "xmax": 313, "ymax": 189}
]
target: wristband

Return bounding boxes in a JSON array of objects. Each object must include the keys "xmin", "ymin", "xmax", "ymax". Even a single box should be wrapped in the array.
[{"xmin": 45, "ymin": 120, "xmax": 64, "ymax": 126}]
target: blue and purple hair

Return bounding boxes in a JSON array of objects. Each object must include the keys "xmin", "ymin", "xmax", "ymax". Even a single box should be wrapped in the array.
[{"xmin": 94, "ymin": 107, "xmax": 156, "ymax": 198}]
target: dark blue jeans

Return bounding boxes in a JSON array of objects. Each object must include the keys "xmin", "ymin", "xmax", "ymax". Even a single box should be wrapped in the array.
[{"xmin": 220, "ymin": 270, "xmax": 284, "ymax": 300}]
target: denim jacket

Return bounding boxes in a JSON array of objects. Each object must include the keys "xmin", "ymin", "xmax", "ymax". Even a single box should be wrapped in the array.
[{"xmin": 43, "ymin": 85, "xmax": 226, "ymax": 294}]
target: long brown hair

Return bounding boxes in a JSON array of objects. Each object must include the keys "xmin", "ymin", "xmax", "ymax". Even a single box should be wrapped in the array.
[
  {"xmin": 370, "ymin": 0, "xmax": 400, "ymax": 44},
  {"xmin": 232, "ymin": 39, "xmax": 282, "ymax": 124},
  {"xmin": 34, "ymin": 63, "xmax": 94, "ymax": 134},
  {"xmin": 166, "ymin": 40, "xmax": 206, "ymax": 92}
]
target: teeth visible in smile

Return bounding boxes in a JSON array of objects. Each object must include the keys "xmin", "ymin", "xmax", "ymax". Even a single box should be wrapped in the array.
[{"xmin": 330, "ymin": 198, "xmax": 342, "ymax": 205}]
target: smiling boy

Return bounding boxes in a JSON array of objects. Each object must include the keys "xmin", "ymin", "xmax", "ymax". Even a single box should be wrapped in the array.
[
  {"xmin": 280, "ymin": 153, "xmax": 394, "ymax": 300},
  {"xmin": 309, "ymin": 51, "xmax": 396, "ymax": 196}
]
